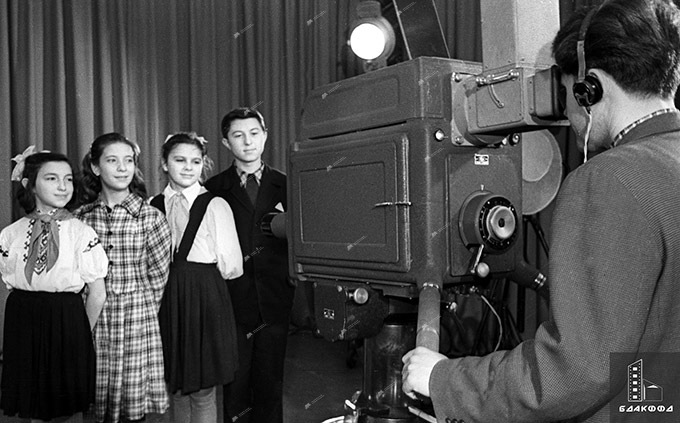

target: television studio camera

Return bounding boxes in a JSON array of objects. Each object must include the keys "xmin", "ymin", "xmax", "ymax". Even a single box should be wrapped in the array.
[{"xmin": 263, "ymin": 0, "xmax": 567, "ymax": 421}]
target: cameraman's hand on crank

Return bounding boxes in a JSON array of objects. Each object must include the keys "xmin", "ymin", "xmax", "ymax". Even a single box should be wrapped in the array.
[{"xmin": 402, "ymin": 346, "xmax": 447, "ymax": 399}]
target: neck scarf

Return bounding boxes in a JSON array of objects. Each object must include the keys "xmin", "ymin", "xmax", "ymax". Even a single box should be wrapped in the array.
[
  {"xmin": 168, "ymin": 192, "xmax": 190, "ymax": 252},
  {"xmin": 24, "ymin": 208, "xmax": 74, "ymax": 284}
]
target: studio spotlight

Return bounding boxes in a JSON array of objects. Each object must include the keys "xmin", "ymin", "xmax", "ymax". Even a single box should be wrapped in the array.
[{"xmin": 348, "ymin": 1, "xmax": 396, "ymax": 69}]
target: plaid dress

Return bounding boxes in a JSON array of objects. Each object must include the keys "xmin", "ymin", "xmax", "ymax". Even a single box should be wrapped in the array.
[{"xmin": 76, "ymin": 193, "xmax": 171, "ymax": 422}]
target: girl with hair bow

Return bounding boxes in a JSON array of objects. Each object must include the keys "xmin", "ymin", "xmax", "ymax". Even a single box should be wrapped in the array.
[
  {"xmin": 150, "ymin": 132, "xmax": 242, "ymax": 422},
  {"xmin": 0, "ymin": 148, "xmax": 108, "ymax": 422},
  {"xmin": 75, "ymin": 133, "xmax": 172, "ymax": 422}
]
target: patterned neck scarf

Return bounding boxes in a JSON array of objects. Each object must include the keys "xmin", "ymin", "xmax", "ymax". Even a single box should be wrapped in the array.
[{"xmin": 24, "ymin": 208, "xmax": 74, "ymax": 284}]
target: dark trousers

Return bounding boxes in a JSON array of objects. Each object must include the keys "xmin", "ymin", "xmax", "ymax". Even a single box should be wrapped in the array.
[{"xmin": 223, "ymin": 319, "xmax": 289, "ymax": 423}]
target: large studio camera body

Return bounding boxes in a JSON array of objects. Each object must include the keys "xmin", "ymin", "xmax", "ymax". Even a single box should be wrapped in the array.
[{"xmin": 278, "ymin": 1, "xmax": 566, "ymax": 421}]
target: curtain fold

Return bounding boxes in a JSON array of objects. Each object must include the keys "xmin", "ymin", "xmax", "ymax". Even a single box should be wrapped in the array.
[
  {"xmin": 2, "ymin": 0, "xmax": 590, "ymax": 210},
  {"xmin": 0, "ymin": 0, "xmax": 11, "ymax": 227},
  {"xmin": 1, "ymin": 0, "xmax": 592, "ymax": 350}
]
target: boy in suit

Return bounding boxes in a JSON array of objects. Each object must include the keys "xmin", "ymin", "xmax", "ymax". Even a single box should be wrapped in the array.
[{"xmin": 205, "ymin": 107, "xmax": 294, "ymax": 423}]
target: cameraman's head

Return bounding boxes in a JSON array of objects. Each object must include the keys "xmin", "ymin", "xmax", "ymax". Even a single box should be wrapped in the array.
[{"xmin": 552, "ymin": 0, "xmax": 680, "ymax": 153}]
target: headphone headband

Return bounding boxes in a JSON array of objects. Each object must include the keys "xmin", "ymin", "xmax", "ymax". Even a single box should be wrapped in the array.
[
  {"xmin": 573, "ymin": 5, "xmax": 604, "ymax": 108},
  {"xmin": 577, "ymin": 7, "xmax": 599, "ymax": 83}
]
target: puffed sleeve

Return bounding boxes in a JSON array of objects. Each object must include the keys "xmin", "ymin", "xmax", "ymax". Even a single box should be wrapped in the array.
[
  {"xmin": 206, "ymin": 197, "xmax": 243, "ymax": 280},
  {"xmin": 76, "ymin": 223, "xmax": 109, "ymax": 284},
  {"xmin": 0, "ymin": 220, "xmax": 26, "ymax": 290},
  {"xmin": 0, "ymin": 227, "xmax": 12, "ymax": 288}
]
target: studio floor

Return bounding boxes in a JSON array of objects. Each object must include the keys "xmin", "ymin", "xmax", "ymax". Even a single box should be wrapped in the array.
[{"xmin": 0, "ymin": 328, "xmax": 364, "ymax": 423}]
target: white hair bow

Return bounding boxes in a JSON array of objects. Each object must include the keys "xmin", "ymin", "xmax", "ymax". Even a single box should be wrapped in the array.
[{"xmin": 10, "ymin": 145, "xmax": 37, "ymax": 182}]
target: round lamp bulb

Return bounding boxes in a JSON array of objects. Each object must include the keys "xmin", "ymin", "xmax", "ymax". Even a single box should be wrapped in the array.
[{"xmin": 349, "ymin": 23, "xmax": 386, "ymax": 60}]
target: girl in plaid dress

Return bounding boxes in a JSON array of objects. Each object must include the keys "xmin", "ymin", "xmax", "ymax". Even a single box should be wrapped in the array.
[
  {"xmin": 76, "ymin": 133, "xmax": 172, "ymax": 422},
  {"xmin": 0, "ymin": 150, "xmax": 108, "ymax": 422},
  {"xmin": 150, "ymin": 133, "xmax": 242, "ymax": 422}
]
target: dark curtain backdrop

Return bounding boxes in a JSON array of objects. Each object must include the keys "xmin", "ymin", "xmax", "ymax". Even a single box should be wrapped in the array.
[
  {"xmin": 0, "ymin": 0, "xmax": 595, "ymax": 346},
  {"xmin": 0, "ymin": 0, "xmax": 596, "ymax": 223},
  {"xmin": 1, "ymin": 0, "xmax": 361, "ymax": 220}
]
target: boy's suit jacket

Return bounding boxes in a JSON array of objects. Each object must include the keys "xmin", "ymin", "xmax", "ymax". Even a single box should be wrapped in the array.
[{"xmin": 205, "ymin": 164, "xmax": 293, "ymax": 330}]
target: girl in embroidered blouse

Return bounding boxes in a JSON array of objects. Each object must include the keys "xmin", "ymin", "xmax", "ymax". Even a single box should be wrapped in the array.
[
  {"xmin": 0, "ymin": 149, "xmax": 108, "ymax": 422},
  {"xmin": 75, "ymin": 133, "xmax": 172, "ymax": 423},
  {"xmin": 149, "ymin": 132, "xmax": 242, "ymax": 422}
]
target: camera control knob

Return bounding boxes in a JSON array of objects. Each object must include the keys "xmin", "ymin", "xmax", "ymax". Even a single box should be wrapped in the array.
[
  {"xmin": 458, "ymin": 190, "xmax": 519, "ymax": 253},
  {"xmin": 486, "ymin": 204, "xmax": 516, "ymax": 243}
]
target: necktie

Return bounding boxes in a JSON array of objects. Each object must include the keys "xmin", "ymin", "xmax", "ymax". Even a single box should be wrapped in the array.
[
  {"xmin": 170, "ymin": 193, "xmax": 189, "ymax": 251},
  {"xmin": 245, "ymin": 174, "xmax": 259, "ymax": 205}
]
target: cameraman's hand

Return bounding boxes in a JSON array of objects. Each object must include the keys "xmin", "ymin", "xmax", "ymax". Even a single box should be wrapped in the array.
[{"xmin": 402, "ymin": 346, "xmax": 447, "ymax": 399}]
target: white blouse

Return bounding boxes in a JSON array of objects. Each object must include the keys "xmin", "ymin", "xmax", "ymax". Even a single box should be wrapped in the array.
[
  {"xmin": 0, "ymin": 216, "xmax": 109, "ymax": 292},
  {"xmin": 163, "ymin": 183, "xmax": 243, "ymax": 280}
]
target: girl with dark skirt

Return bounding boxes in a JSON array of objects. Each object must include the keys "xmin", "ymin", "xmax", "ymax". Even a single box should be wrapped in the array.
[
  {"xmin": 0, "ymin": 148, "xmax": 108, "ymax": 422},
  {"xmin": 150, "ymin": 132, "xmax": 242, "ymax": 422}
]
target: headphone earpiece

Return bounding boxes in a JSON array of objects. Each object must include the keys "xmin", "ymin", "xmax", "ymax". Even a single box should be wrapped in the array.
[
  {"xmin": 573, "ymin": 73, "xmax": 603, "ymax": 108},
  {"xmin": 574, "ymin": 6, "xmax": 605, "ymax": 109}
]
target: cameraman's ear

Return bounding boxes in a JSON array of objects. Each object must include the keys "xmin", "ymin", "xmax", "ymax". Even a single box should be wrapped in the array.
[{"xmin": 21, "ymin": 178, "xmax": 28, "ymax": 189}]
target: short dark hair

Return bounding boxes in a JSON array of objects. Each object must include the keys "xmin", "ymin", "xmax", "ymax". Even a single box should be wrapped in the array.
[
  {"xmin": 552, "ymin": 0, "xmax": 680, "ymax": 98},
  {"xmin": 220, "ymin": 107, "xmax": 267, "ymax": 138},
  {"xmin": 16, "ymin": 152, "xmax": 78, "ymax": 213}
]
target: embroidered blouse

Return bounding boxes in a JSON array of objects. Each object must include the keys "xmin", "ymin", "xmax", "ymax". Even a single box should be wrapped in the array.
[{"xmin": 0, "ymin": 216, "xmax": 108, "ymax": 292}]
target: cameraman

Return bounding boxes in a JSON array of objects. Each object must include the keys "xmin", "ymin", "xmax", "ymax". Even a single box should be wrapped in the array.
[{"xmin": 402, "ymin": 1, "xmax": 680, "ymax": 421}]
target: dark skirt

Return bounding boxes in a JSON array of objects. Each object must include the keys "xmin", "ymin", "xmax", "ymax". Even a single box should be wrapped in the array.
[
  {"xmin": 1, "ymin": 289, "xmax": 95, "ymax": 421},
  {"xmin": 159, "ymin": 262, "xmax": 239, "ymax": 395}
]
